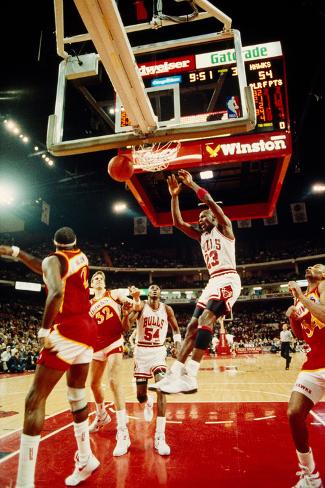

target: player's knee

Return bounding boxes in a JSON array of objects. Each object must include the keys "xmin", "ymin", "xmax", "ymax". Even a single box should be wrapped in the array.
[
  {"xmin": 184, "ymin": 321, "xmax": 198, "ymax": 340},
  {"xmin": 195, "ymin": 328, "xmax": 213, "ymax": 350},
  {"xmin": 137, "ymin": 393, "xmax": 147, "ymax": 404},
  {"xmin": 287, "ymin": 403, "xmax": 304, "ymax": 423},
  {"xmin": 67, "ymin": 387, "xmax": 87, "ymax": 414},
  {"xmin": 90, "ymin": 378, "xmax": 100, "ymax": 391},
  {"xmin": 25, "ymin": 387, "xmax": 44, "ymax": 412},
  {"xmin": 109, "ymin": 375, "xmax": 119, "ymax": 391},
  {"xmin": 205, "ymin": 299, "xmax": 226, "ymax": 318}
]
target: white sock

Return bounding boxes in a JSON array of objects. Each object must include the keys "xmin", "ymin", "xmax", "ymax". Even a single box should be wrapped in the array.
[
  {"xmin": 155, "ymin": 416, "xmax": 166, "ymax": 434},
  {"xmin": 16, "ymin": 433, "xmax": 41, "ymax": 488},
  {"xmin": 116, "ymin": 409, "xmax": 127, "ymax": 430},
  {"xmin": 170, "ymin": 360, "xmax": 185, "ymax": 376},
  {"xmin": 185, "ymin": 358, "xmax": 200, "ymax": 377},
  {"xmin": 297, "ymin": 448, "xmax": 316, "ymax": 472},
  {"xmin": 95, "ymin": 402, "xmax": 106, "ymax": 417},
  {"xmin": 74, "ymin": 419, "xmax": 92, "ymax": 465}
]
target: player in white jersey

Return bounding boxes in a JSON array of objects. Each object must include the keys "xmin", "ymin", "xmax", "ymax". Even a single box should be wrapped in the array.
[
  {"xmin": 151, "ymin": 169, "xmax": 241, "ymax": 395},
  {"xmin": 124, "ymin": 284, "xmax": 181, "ymax": 455}
]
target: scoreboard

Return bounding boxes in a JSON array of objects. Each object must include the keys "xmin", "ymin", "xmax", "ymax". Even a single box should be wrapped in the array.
[{"xmin": 118, "ymin": 41, "xmax": 289, "ymax": 135}]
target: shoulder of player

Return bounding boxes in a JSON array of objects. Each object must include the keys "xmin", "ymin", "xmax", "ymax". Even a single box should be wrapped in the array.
[
  {"xmin": 164, "ymin": 303, "xmax": 175, "ymax": 315},
  {"xmin": 318, "ymin": 280, "xmax": 325, "ymax": 297},
  {"xmin": 42, "ymin": 254, "xmax": 63, "ymax": 271}
]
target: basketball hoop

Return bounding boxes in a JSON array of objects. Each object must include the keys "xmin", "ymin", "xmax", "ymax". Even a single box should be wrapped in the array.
[{"xmin": 132, "ymin": 141, "xmax": 180, "ymax": 172}]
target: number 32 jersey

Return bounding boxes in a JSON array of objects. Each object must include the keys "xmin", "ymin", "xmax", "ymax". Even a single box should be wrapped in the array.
[
  {"xmin": 89, "ymin": 289, "xmax": 126, "ymax": 352},
  {"xmin": 201, "ymin": 226, "xmax": 236, "ymax": 278},
  {"xmin": 136, "ymin": 302, "xmax": 168, "ymax": 347}
]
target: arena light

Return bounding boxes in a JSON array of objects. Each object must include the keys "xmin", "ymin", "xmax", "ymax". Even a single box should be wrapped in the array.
[
  {"xmin": 200, "ymin": 170, "xmax": 214, "ymax": 180},
  {"xmin": 0, "ymin": 182, "xmax": 17, "ymax": 206},
  {"xmin": 113, "ymin": 201, "xmax": 127, "ymax": 213},
  {"xmin": 15, "ymin": 281, "xmax": 42, "ymax": 292},
  {"xmin": 312, "ymin": 183, "xmax": 325, "ymax": 193}
]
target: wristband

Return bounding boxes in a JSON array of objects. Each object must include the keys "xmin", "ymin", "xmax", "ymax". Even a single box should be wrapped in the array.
[
  {"xmin": 196, "ymin": 188, "xmax": 208, "ymax": 201},
  {"xmin": 37, "ymin": 328, "xmax": 50, "ymax": 338},
  {"xmin": 173, "ymin": 334, "xmax": 182, "ymax": 343},
  {"xmin": 11, "ymin": 246, "xmax": 20, "ymax": 258}
]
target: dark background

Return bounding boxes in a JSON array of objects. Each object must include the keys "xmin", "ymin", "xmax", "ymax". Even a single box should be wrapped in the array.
[{"xmin": 0, "ymin": 0, "xmax": 324, "ymax": 245}]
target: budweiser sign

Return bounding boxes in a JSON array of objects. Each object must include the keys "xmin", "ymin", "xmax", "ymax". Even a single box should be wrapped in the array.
[{"xmin": 138, "ymin": 55, "xmax": 196, "ymax": 77}]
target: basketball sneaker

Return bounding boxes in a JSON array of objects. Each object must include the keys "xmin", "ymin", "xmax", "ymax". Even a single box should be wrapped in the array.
[
  {"xmin": 89, "ymin": 412, "xmax": 111, "ymax": 433},
  {"xmin": 65, "ymin": 451, "xmax": 100, "ymax": 486},
  {"xmin": 154, "ymin": 433, "xmax": 171, "ymax": 456},
  {"xmin": 113, "ymin": 428, "xmax": 131, "ymax": 457},
  {"xmin": 159, "ymin": 372, "xmax": 198, "ymax": 395},
  {"xmin": 143, "ymin": 395, "xmax": 154, "ymax": 422},
  {"xmin": 293, "ymin": 464, "xmax": 323, "ymax": 487},
  {"xmin": 148, "ymin": 371, "xmax": 178, "ymax": 391}
]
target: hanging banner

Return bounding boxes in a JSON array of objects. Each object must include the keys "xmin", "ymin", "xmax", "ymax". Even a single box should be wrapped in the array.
[
  {"xmin": 41, "ymin": 201, "xmax": 50, "ymax": 225},
  {"xmin": 134, "ymin": 216, "xmax": 147, "ymax": 235},
  {"xmin": 237, "ymin": 219, "xmax": 252, "ymax": 229},
  {"xmin": 160, "ymin": 226, "xmax": 173, "ymax": 235},
  {"xmin": 290, "ymin": 202, "xmax": 308, "ymax": 223},
  {"xmin": 263, "ymin": 209, "xmax": 278, "ymax": 226}
]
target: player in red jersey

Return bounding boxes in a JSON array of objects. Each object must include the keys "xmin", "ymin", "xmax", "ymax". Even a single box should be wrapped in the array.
[
  {"xmin": 152, "ymin": 169, "xmax": 241, "ymax": 395},
  {"xmin": 0, "ymin": 228, "xmax": 99, "ymax": 487},
  {"xmin": 286, "ymin": 264, "xmax": 325, "ymax": 488},
  {"xmin": 88, "ymin": 271, "xmax": 131, "ymax": 456}
]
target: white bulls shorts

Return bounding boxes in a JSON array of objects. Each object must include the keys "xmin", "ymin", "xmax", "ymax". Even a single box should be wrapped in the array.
[
  {"xmin": 134, "ymin": 345, "xmax": 167, "ymax": 379},
  {"xmin": 197, "ymin": 272, "xmax": 241, "ymax": 312}
]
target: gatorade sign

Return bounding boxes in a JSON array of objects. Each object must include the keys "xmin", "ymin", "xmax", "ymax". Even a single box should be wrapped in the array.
[{"xmin": 196, "ymin": 41, "xmax": 282, "ymax": 69}]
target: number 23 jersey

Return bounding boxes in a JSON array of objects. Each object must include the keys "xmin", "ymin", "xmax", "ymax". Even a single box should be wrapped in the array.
[
  {"xmin": 136, "ymin": 301, "xmax": 168, "ymax": 347},
  {"xmin": 201, "ymin": 226, "xmax": 236, "ymax": 277}
]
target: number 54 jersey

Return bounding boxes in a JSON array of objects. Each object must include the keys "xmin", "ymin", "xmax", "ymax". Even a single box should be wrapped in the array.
[{"xmin": 136, "ymin": 301, "xmax": 168, "ymax": 347}]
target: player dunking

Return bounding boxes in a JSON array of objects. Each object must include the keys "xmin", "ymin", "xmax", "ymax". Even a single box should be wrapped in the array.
[
  {"xmin": 88, "ymin": 271, "xmax": 131, "ymax": 456},
  {"xmin": 152, "ymin": 169, "xmax": 241, "ymax": 395},
  {"xmin": 286, "ymin": 264, "xmax": 325, "ymax": 488},
  {"xmin": 125, "ymin": 284, "xmax": 181, "ymax": 455},
  {"xmin": 0, "ymin": 228, "xmax": 99, "ymax": 487}
]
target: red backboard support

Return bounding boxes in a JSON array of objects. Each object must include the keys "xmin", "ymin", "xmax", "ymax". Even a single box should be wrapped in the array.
[{"xmin": 120, "ymin": 130, "xmax": 292, "ymax": 226}]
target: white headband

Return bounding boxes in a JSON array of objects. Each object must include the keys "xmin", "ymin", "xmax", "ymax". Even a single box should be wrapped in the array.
[{"xmin": 53, "ymin": 238, "xmax": 77, "ymax": 247}]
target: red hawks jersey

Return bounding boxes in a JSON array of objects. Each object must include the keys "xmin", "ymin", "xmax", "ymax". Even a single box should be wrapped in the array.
[
  {"xmin": 47, "ymin": 249, "xmax": 95, "ymax": 347},
  {"xmin": 52, "ymin": 249, "xmax": 90, "ymax": 319},
  {"xmin": 136, "ymin": 301, "xmax": 168, "ymax": 347},
  {"xmin": 201, "ymin": 226, "xmax": 237, "ymax": 278},
  {"xmin": 294, "ymin": 284, "xmax": 325, "ymax": 370},
  {"xmin": 89, "ymin": 289, "xmax": 127, "ymax": 352}
]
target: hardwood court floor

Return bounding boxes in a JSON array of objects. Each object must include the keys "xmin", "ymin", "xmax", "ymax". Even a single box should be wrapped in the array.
[{"xmin": 0, "ymin": 353, "xmax": 324, "ymax": 487}]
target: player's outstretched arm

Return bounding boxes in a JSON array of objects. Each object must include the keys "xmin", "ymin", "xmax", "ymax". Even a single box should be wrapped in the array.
[
  {"xmin": 289, "ymin": 280, "xmax": 325, "ymax": 324},
  {"xmin": 166, "ymin": 304, "xmax": 182, "ymax": 353},
  {"xmin": 285, "ymin": 305, "xmax": 304, "ymax": 340},
  {"xmin": 128, "ymin": 286, "xmax": 144, "ymax": 312},
  {"xmin": 177, "ymin": 169, "xmax": 234, "ymax": 239},
  {"xmin": 167, "ymin": 174, "xmax": 200, "ymax": 240},
  {"xmin": 0, "ymin": 245, "xmax": 43, "ymax": 275}
]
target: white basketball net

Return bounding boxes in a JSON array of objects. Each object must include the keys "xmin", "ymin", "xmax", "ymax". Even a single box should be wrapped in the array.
[{"xmin": 132, "ymin": 141, "xmax": 180, "ymax": 172}]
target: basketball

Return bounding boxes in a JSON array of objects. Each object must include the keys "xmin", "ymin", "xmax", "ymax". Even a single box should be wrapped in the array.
[{"xmin": 107, "ymin": 155, "xmax": 134, "ymax": 182}]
